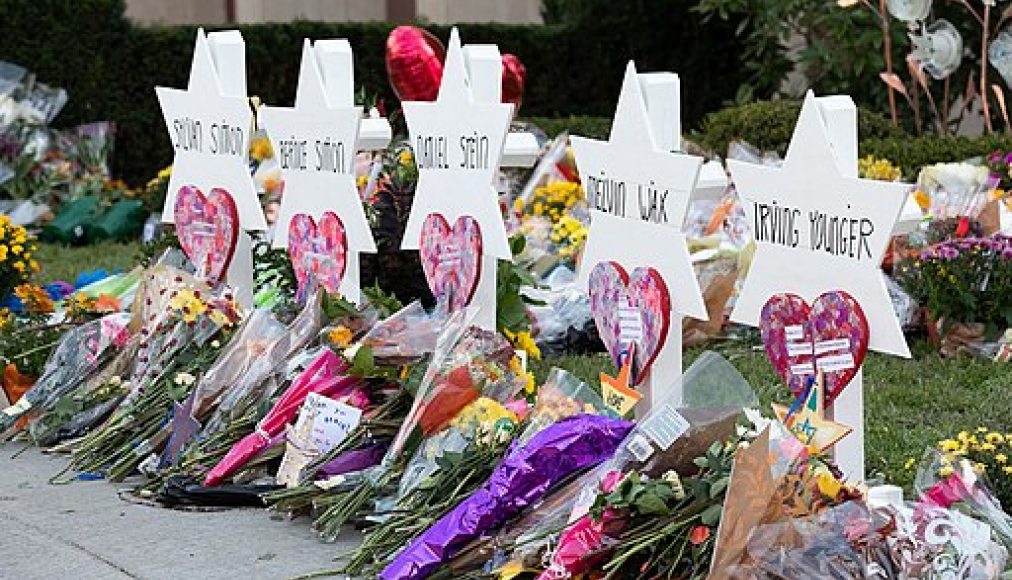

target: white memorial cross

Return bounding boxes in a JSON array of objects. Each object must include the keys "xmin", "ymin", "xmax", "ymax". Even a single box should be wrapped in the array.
[
  {"xmin": 400, "ymin": 28, "xmax": 513, "ymax": 330},
  {"xmin": 156, "ymin": 29, "xmax": 262, "ymax": 307},
  {"xmin": 573, "ymin": 61, "xmax": 709, "ymax": 412},
  {"xmin": 728, "ymin": 91, "xmax": 912, "ymax": 480},
  {"xmin": 259, "ymin": 39, "xmax": 378, "ymax": 303}
]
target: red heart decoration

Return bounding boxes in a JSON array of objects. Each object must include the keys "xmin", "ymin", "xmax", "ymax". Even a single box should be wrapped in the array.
[
  {"xmin": 419, "ymin": 213, "xmax": 482, "ymax": 311},
  {"xmin": 288, "ymin": 212, "xmax": 348, "ymax": 297},
  {"xmin": 386, "ymin": 26, "xmax": 445, "ymax": 102},
  {"xmin": 501, "ymin": 53, "xmax": 526, "ymax": 112},
  {"xmin": 589, "ymin": 261, "xmax": 672, "ymax": 386},
  {"xmin": 760, "ymin": 291, "xmax": 870, "ymax": 406},
  {"xmin": 173, "ymin": 186, "xmax": 239, "ymax": 284},
  {"xmin": 385, "ymin": 26, "xmax": 527, "ymax": 108}
]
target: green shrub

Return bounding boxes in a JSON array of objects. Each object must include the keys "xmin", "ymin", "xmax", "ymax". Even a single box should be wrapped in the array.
[
  {"xmin": 696, "ymin": 99, "xmax": 902, "ymax": 158},
  {"xmin": 0, "ymin": 1, "xmax": 749, "ymax": 185},
  {"xmin": 862, "ymin": 135, "xmax": 1012, "ymax": 180},
  {"xmin": 523, "ymin": 116, "xmax": 611, "ymax": 140}
]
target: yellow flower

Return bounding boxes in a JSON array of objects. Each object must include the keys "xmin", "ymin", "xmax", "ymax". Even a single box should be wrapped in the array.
[
  {"xmin": 940, "ymin": 439, "xmax": 960, "ymax": 453},
  {"xmin": 975, "ymin": 462, "xmax": 987, "ymax": 473},
  {"xmin": 12, "ymin": 261, "xmax": 24, "ymax": 272},
  {"xmin": 939, "ymin": 465, "xmax": 955, "ymax": 477},
  {"xmin": 981, "ymin": 442, "xmax": 997, "ymax": 452},
  {"xmin": 513, "ymin": 198, "xmax": 524, "ymax": 212},
  {"xmin": 168, "ymin": 289, "xmax": 207, "ymax": 323},
  {"xmin": 904, "ymin": 458, "xmax": 916, "ymax": 470},
  {"xmin": 523, "ymin": 371, "xmax": 535, "ymax": 395},
  {"xmin": 327, "ymin": 325, "xmax": 354, "ymax": 348},
  {"xmin": 511, "ymin": 330, "xmax": 541, "ymax": 361},
  {"xmin": 1004, "ymin": 466, "xmax": 1012, "ymax": 475},
  {"xmin": 958, "ymin": 431, "xmax": 970, "ymax": 442},
  {"xmin": 996, "ymin": 454, "xmax": 1007, "ymax": 464},
  {"xmin": 398, "ymin": 150, "xmax": 413, "ymax": 166},
  {"xmin": 249, "ymin": 137, "xmax": 273, "ymax": 161},
  {"xmin": 0, "ymin": 245, "xmax": 8, "ymax": 262},
  {"xmin": 987, "ymin": 432, "xmax": 1004, "ymax": 445},
  {"xmin": 913, "ymin": 189, "xmax": 931, "ymax": 210},
  {"xmin": 816, "ymin": 472, "xmax": 843, "ymax": 498},
  {"xmin": 978, "ymin": 427, "xmax": 989, "ymax": 433},
  {"xmin": 11, "ymin": 244, "xmax": 22, "ymax": 255}
]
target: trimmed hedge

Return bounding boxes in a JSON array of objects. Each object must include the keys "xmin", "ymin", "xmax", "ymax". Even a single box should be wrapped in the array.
[
  {"xmin": 0, "ymin": 0, "xmax": 748, "ymax": 185},
  {"xmin": 693, "ymin": 99, "xmax": 1012, "ymax": 179},
  {"xmin": 696, "ymin": 99, "xmax": 903, "ymax": 159},
  {"xmin": 862, "ymin": 135, "xmax": 1012, "ymax": 180}
]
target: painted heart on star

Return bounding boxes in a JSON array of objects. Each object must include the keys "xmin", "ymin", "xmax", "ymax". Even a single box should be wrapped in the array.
[
  {"xmin": 288, "ymin": 211, "xmax": 348, "ymax": 297},
  {"xmin": 589, "ymin": 261, "xmax": 671, "ymax": 386},
  {"xmin": 760, "ymin": 290, "xmax": 869, "ymax": 406},
  {"xmin": 174, "ymin": 185, "xmax": 239, "ymax": 284},
  {"xmin": 419, "ymin": 213, "xmax": 482, "ymax": 311}
]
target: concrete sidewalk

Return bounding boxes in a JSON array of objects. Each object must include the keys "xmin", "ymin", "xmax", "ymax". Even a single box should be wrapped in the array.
[{"xmin": 0, "ymin": 444, "xmax": 358, "ymax": 580}]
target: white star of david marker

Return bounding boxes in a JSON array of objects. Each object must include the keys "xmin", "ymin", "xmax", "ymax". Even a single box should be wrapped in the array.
[
  {"xmin": 573, "ymin": 61, "xmax": 707, "ymax": 321},
  {"xmin": 399, "ymin": 28, "xmax": 512, "ymax": 259},
  {"xmin": 728, "ymin": 91, "xmax": 911, "ymax": 358},
  {"xmin": 258, "ymin": 39, "xmax": 375, "ymax": 264},
  {"xmin": 156, "ymin": 29, "xmax": 266, "ymax": 230}
]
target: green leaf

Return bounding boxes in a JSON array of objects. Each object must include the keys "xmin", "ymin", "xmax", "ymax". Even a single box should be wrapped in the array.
[
  {"xmin": 700, "ymin": 503, "xmax": 724, "ymax": 526},
  {"xmin": 634, "ymin": 492, "xmax": 671, "ymax": 516},
  {"xmin": 710, "ymin": 476, "xmax": 729, "ymax": 499}
]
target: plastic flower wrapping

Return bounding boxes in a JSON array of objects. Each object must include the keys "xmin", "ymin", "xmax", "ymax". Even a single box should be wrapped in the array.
[
  {"xmin": 0, "ymin": 311, "xmax": 131, "ymax": 433},
  {"xmin": 382, "ymin": 316, "xmax": 520, "ymax": 468}
]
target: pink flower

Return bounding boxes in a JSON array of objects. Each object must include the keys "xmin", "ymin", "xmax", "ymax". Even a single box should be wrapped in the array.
[{"xmin": 601, "ymin": 470, "xmax": 624, "ymax": 493}]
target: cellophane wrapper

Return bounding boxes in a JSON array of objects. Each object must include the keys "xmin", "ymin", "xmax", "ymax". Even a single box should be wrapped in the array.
[
  {"xmin": 359, "ymin": 300, "xmax": 450, "ymax": 365},
  {"xmin": 382, "ymin": 315, "xmax": 516, "ymax": 469},
  {"xmin": 380, "ymin": 413, "xmax": 634, "ymax": 580},
  {"xmin": 0, "ymin": 312, "xmax": 132, "ymax": 431},
  {"xmin": 467, "ymin": 351, "xmax": 756, "ymax": 575}
]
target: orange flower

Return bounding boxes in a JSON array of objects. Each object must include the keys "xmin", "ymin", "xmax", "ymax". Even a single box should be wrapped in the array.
[
  {"xmin": 689, "ymin": 525, "xmax": 711, "ymax": 545},
  {"xmin": 14, "ymin": 284, "xmax": 54, "ymax": 314},
  {"xmin": 93, "ymin": 294, "xmax": 122, "ymax": 313}
]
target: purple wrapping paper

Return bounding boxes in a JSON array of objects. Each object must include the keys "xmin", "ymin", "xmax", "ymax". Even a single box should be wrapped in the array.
[
  {"xmin": 380, "ymin": 414, "xmax": 634, "ymax": 580},
  {"xmin": 316, "ymin": 443, "xmax": 387, "ymax": 478}
]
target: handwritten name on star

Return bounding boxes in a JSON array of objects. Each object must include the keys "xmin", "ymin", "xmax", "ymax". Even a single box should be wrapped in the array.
[
  {"xmin": 586, "ymin": 171, "xmax": 677, "ymax": 225},
  {"xmin": 414, "ymin": 131, "xmax": 492, "ymax": 171},
  {"xmin": 276, "ymin": 136, "xmax": 350, "ymax": 174},
  {"xmin": 752, "ymin": 199, "xmax": 876, "ymax": 262},
  {"xmin": 171, "ymin": 116, "xmax": 246, "ymax": 157}
]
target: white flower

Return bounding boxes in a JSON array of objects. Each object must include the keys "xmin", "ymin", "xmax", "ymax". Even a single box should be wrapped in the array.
[
  {"xmin": 211, "ymin": 340, "xmax": 221, "ymax": 349},
  {"xmin": 173, "ymin": 372, "xmax": 196, "ymax": 386},
  {"xmin": 108, "ymin": 376, "xmax": 122, "ymax": 386},
  {"xmin": 662, "ymin": 470, "xmax": 686, "ymax": 500},
  {"xmin": 917, "ymin": 162, "xmax": 990, "ymax": 195}
]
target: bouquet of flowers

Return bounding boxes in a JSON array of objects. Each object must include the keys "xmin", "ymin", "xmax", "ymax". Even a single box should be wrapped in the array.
[
  {"xmin": 0, "ymin": 312, "xmax": 131, "ymax": 434},
  {"xmin": 895, "ymin": 233, "xmax": 1012, "ymax": 354}
]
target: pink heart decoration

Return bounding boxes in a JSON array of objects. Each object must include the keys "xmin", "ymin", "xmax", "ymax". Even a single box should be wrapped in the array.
[
  {"xmin": 288, "ymin": 212, "xmax": 349, "ymax": 297},
  {"xmin": 419, "ymin": 213, "xmax": 482, "ymax": 311},
  {"xmin": 588, "ymin": 261, "xmax": 672, "ymax": 386},
  {"xmin": 174, "ymin": 186, "xmax": 239, "ymax": 284},
  {"xmin": 760, "ymin": 291, "xmax": 870, "ymax": 406}
]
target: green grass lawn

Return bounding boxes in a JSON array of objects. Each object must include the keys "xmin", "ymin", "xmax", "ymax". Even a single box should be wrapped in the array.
[
  {"xmin": 35, "ymin": 241, "xmax": 142, "ymax": 283},
  {"xmin": 37, "ymin": 241, "xmax": 1012, "ymax": 490}
]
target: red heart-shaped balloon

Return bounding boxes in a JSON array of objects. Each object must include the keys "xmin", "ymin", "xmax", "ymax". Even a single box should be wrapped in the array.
[
  {"xmin": 501, "ymin": 53, "xmax": 526, "ymax": 112},
  {"xmin": 589, "ymin": 261, "xmax": 672, "ymax": 386},
  {"xmin": 173, "ymin": 185, "xmax": 239, "ymax": 284},
  {"xmin": 288, "ymin": 212, "xmax": 348, "ymax": 297},
  {"xmin": 760, "ymin": 291, "xmax": 870, "ymax": 406},
  {"xmin": 419, "ymin": 213, "xmax": 483, "ymax": 311},
  {"xmin": 386, "ymin": 26, "xmax": 445, "ymax": 102}
]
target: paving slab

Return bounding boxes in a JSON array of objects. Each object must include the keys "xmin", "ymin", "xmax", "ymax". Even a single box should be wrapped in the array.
[{"xmin": 0, "ymin": 445, "xmax": 359, "ymax": 580}]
